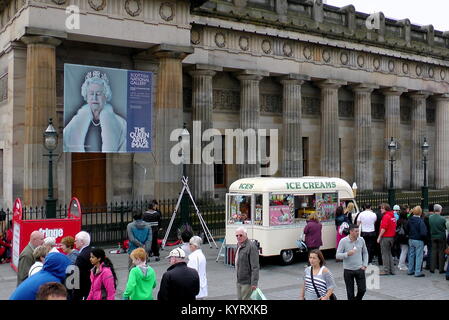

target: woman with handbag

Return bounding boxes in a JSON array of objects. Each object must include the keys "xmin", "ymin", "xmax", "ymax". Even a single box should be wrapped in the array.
[{"xmin": 300, "ymin": 249, "xmax": 336, "ymax": 300}]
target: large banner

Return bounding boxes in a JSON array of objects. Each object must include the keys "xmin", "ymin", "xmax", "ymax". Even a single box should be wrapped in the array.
[{"xmin": 63, "ymin": 64, "xmax": 152, "ymax": 153}]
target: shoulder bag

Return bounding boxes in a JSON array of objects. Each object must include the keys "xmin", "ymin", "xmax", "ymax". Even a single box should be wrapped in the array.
[{"xmin": 310, "ymin": 267, "xmax": 337, "ymax": 300}]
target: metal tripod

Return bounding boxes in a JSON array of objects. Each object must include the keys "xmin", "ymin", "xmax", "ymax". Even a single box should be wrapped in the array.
[{"xmin": 161, "ymin": 176, "xmax": 218, "ymax": 250}]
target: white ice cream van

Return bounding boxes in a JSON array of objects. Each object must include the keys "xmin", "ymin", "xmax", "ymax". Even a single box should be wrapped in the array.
[{"xmin": 225, "ymin": 177, "xmax": 359, "ymax": 264}]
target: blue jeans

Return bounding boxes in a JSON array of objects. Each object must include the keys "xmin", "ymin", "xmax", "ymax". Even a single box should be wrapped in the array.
[{"xmin": 408, "ymin": 239, "xmax": 424, "ymax": 276}]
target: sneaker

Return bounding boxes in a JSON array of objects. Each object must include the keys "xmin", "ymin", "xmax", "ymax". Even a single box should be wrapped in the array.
[
  {"xmin": 398, "ymin": 266, "xmax": 408, "ymax": 271},
  {"xmin": 445, "ymin": 276, "xmax": 449, "ymax": 281},
  {"xmin": 407, "ymin": 272, "xmax": 414, "ymax": 275},
  {"xmin": 155, "ymin": 257, "xmax": 160, "ymax": 262}
]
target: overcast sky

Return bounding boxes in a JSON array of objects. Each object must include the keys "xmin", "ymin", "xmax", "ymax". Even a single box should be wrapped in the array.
[{"xmin": 324, "ymin": 0, "xmax": 449, "ymax": 31}]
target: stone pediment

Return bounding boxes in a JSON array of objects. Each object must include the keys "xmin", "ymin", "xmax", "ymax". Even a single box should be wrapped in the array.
[{"xmin": 193, "ymin": 0, "xmax": 449, "ymax": 61}]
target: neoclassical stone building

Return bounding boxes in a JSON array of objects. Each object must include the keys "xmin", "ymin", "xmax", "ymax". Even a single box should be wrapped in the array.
[{"xmin": 0, "ymin": 0, "xmax": 448, "ymax": 207}]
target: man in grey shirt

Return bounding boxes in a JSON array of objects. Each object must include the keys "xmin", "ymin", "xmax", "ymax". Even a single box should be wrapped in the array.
[{"xmin": 336, "ymin": 224, "xmax": 368, "ymax": 300}]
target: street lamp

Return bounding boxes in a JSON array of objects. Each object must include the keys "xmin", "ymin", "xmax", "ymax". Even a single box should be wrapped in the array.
[
  {"xmin": 388, "ymin": 137, "xmax": 397, "ymax": 208},
  {"xmin": 180, "ymin": 123, "xmax": 191, "ymax": 226},
  {"xmin": 421, "ymin": 137, "xmax": 430, "ymax": 212},
  {"xmin": 43, "ymin": 118, "xmax": 58, "ymax": 219}
]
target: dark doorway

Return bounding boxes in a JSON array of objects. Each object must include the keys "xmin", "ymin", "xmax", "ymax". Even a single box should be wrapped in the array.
[{"xmin": 71, "ymin": 153, "xmax": 106, "ymax": 207}]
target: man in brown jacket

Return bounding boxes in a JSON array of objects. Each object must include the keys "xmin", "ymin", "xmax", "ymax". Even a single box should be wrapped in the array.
[
  {"xmin": 17, "ymin": 231, "xmax": 44, "ymax": 285},
  {"xmin": 235, "ymin": 227, "xmax": 260, "ymax": 300}
]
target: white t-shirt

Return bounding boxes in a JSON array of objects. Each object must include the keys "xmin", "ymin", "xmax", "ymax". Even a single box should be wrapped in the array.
[
  {"xmin": 358, "ymin": 210, "xmax": 377, "ymax": 233},
  {"xmin": 187, "ymin": 249, "xmax": 208, "ymax": 299}
]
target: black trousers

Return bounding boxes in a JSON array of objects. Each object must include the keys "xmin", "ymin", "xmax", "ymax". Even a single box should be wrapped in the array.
[
  {"xmin": 343, "ymin": 269, "xmax": 366, "ymax": 300},
  {"xmin": 151, "ymin": 227, "xmax": 160, "ymax": 257},
  {"xmin": 361, "ymin": 231, "xmax": 376, "ymax": 263}
]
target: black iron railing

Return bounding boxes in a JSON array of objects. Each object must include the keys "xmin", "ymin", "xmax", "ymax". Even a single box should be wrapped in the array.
[
  {"xmin": 0, "ymin": 199, "xmax": 226, "ymax": 246},
  {"xmin": 356, "ymin": 190, "xmax": 449, "ymax": 212}
]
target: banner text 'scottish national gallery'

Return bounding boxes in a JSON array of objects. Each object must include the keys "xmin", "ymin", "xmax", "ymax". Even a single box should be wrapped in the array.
[{"xmin": 0, "ymin": 0, "xmax": 448, "ymax": 207}]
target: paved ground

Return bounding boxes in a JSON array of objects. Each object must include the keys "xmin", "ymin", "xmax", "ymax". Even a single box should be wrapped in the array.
[{"xmin": 1, "ymin": 241, "xmax": 448, "ymax": 300}]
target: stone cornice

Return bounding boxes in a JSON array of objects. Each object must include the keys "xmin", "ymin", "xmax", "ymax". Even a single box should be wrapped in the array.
[
  {"xmin": 193, "ymin": 0, "xmax": 449, "ymax": 62},
  {"xmin": 191, "ymin": 25, "xmax": 449, "ymax": 86}
]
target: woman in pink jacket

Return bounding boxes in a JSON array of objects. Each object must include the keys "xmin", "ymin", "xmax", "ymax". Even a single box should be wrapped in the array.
[{"xmin": 87, "ymin": 248, "xmax": 117, "ymax": 300}]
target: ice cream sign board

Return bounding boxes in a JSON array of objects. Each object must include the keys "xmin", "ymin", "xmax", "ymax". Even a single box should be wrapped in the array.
[{"xmin": 286, "ymin": 181, "xmax": 337, "ymax": 190}]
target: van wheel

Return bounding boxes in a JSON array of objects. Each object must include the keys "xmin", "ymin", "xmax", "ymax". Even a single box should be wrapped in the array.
[{"xmin": 280, "ymin": 249, "xmax": 294, "ymax": 265}]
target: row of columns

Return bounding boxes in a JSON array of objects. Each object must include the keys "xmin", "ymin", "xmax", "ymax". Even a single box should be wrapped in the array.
[
  {"xmin": 187, "ymin": 69, "xmax": 449, "ymax": 197},
  {"xmin": 19, "ymin": 34, "xmax": 449, "ymax": 203}
]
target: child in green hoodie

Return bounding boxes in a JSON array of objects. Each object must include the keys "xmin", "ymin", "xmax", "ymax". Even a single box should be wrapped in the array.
[{"xmin": 123, "ymin": 248, "xmax": 157, "ymax": 300}]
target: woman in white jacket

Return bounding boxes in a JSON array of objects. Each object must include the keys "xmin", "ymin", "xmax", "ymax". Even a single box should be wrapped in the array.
[
  {"xmin": 63, "ymin": 70, "xmax": 126, "ymax": 153},
  {"xmin": 187, "ymin": 236, "xmax": 208, "ymax": 299}
]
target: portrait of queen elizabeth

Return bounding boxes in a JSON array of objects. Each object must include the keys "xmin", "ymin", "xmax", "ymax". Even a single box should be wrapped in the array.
[{"xmin": 63, "ymin": 70, "xmax": 127, "ymax": 152}]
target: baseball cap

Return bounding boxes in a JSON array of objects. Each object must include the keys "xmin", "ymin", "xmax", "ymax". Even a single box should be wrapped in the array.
[
  {"xmin": 393, "ymin": 205, "xmax": 400, "ymax": 211},
  {"xmin": 166, "ymin": 247, "xmax": 186, "ymax": 259}
]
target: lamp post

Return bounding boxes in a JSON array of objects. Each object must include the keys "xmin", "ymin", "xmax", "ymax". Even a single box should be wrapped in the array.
[
  {"xmin": 421, "ymin": 137, "xmax": 429, "ymax": 212},
  {"xmin": 180, "ymin": 123, "xmax": 191, "ymax": 226},
  {"xmin": 387, "ymin": 137, "xmax": 397, "ymax": 208},
  {"xmin": 43, "ymin": 118, "xmax": 58, "ymax": 219}
]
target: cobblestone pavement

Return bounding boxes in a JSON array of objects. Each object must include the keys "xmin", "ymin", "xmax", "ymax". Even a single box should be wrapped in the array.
[{"xmin": 1, "ymin": 241, "xmax": 448, "ymax": 300}]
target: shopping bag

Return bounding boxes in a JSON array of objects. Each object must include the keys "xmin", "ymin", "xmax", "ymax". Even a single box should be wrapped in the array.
[{"xmin": 250, "ymin": 288, "xmax": 267, "ymax": 300}]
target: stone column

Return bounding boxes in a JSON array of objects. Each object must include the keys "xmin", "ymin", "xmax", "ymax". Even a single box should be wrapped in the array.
[
  {"xmin": 317, "ymin": 79, "xmax": 346, "ymax": 177},
  {"xmin": 236, "ymin": 70, "xmax": 268, "ymax": 178},
  {"xmin": 409, "ymin": 91, "xmax": 430, "ymax": 190},
  {"xmin": 352, "ymin": 84, "xmax": 378, "ymax": 191},
  {"xmin": 188, "ymin": 65, "xmax": 222, "ymax": 200},
  {"xmin": 280, "ymin": 74, "xmax": 309, "ymax": 177},
  {"xmin": 21, "ymin": 36, "xmax": 61, "ymax": 206},
  {"xmin": 434, "ymin": 94, "xmax": 449, "ymax": 189},
  {"xmin": 4, "ymin": 42, "xmax": 26, "ymax": 208},
  {"xmin": 382, "ymin": 87, "xmax": 407, "ymax": 190},
  {"xmin": 151, "ymin": 44, "xmax": 193, "ymax": 199}
]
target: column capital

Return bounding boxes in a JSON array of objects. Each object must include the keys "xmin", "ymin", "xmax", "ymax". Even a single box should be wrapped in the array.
[
  {"xmin": 433, "ymin": 93, "xmax": 449, "ymax": 102},
  {"xmin": 316, "ymin": 79, "xmax": 347, "ymax": 89},
  {"xmin": 351, "ymin": 83, "xmax": 379, "ymax": 93},
  {"xmin": 4, "ymin": 41, "xmax": 27, "ymax": 54},
  {"xmin": 381, "ymin": 87, "xmax": 407, "ymax": 96},
  {"xmin": 149, "ymin": 44, "xmax": 194, "ymax": 60},
  {"xmin": 187, "ymin": 64, "xmax": 222, "ymax": 77},
  {"xmin": 21, "ymin": 36, "xmax": 62, "ymax": 47},
  {"xmin": 408, "ymin": 90, "xmax": 432, "ymax": 100},
  {"xmin": 235, "ymin": 69, "xmax": 268, "ymax": 81},
  {"xmin": 278, "ymin": 73, "xmax": 310, "ymax": 84}
]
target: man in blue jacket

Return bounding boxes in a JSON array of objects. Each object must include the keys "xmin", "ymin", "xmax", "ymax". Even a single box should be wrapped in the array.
[
  {"xmin": 127, "ymin": 211, "xmax": 152, "ymax": 269},
  {"xmin": 405, "ymin": 206, "xmax": 428, "ymax": 277},
  {"xmin": 10, "ymin": 252, "xmax": 71, "ymax": 300}
]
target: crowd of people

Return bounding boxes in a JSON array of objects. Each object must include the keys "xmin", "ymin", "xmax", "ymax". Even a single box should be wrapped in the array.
[
  {"xmin": 9, "ymin": 200, "xmax": 211, "ymax": 301},
  {"xmin": 6, "ymin": 200, "xmax": 449, "ymax": 301},
  {"xmin": 300, "ymin": 202, "xmax": 449, "ymax": 300}
]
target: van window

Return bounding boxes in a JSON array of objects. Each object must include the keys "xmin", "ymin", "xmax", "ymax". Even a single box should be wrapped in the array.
[
  {"xmin": 315, "ymin": 193, "xmax": 338, "ymax": 221},
  {"xmin": 269, "ymin": 194, "xmax": 294, "ymax": 226},
  {"xmin": 295, "ymin": 195, "xmax": 315, "ymax": 220},
  {"xmin": 255, "ymin": 194, "xmax": 263, "ymax": 226},
  {"xmin": 228, "ymin": 195, "xmax": 252, "ymax": 225}
]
